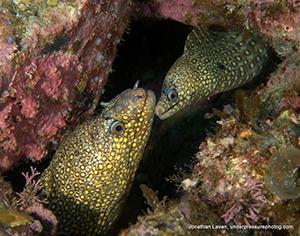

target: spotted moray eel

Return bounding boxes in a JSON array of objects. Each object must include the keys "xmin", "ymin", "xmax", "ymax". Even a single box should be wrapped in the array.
[
  {"xmin": 155, "ymin": 26, "xmax": 271, "ymax": 119},
  {"xmin": 39, "ymin": 82, "xmax": 156, "ymax": 235}
]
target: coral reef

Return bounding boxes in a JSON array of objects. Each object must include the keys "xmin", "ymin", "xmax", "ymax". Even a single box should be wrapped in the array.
[
  {"xmin": 0, "ymin": 0, "xmax": 132, "ymax": 171},
  {"xmin": 120, "ymin": 184, "xmax": 224, "ymax": 236}
]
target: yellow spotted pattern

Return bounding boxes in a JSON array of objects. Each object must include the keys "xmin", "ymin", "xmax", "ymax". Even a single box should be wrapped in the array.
[
  {"xmin": 39, "ymin": 87, "xmax": 156, "ymax": 235},
  {"xmin": 155, "ymin": 26, "xmax": 271, "ymax": 119}
]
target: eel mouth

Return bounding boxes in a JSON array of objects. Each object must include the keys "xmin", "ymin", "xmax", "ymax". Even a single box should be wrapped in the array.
[
  {"xmin": 155, "ymin": 98, "xmax": 182, "ymax": 120},
  {"xmin": 155, "ymin": 92, "xmax": 194, "ymax": 120}
]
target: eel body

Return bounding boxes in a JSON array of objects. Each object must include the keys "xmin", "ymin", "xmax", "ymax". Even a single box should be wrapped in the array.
[
  {"xmin": 39, "ymin": 83, "xmax": 156, "ymax": 235},
  {"xmin": 155, "ymin": 26, "xmax": 271, "ymax": 119}
]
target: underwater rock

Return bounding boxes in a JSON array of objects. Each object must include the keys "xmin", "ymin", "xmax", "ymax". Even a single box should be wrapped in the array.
[
  {"xmin": 264, "ymin": 146, "xmax": 300, "ymax": 199},
  {"xmin": 0, "ymin": 0, "xmax": 132, "ymax": 171},
  {"xmin": 120, "ymin": 185, "xmax": 223, "ymax": 236},
  {"xmin": 0, "ymin": 11, "xmax": 16, "ymax": 77},
  {"xmin": 0, "ymin": 208, "xmax": 43, "ymax": 236},
  {"xmin": 271, "ymin": 37, "xmax": 295, "ymax": 57},
  {"xmin": 259, "ymin": 52, "xmax": 300, "ymax": 116},
  {"xmin": 0, "ymin": 52, "xmax": 80, "ymax": 170},
  {"xmin": 0, "ymin": 208, "xmax": 33, "ymax": 227},
  {"xmin": 133, "ymin": 0, "xmax": 300, "ymax": 43}
]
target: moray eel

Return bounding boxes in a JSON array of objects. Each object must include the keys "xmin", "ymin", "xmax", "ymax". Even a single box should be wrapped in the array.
[
  {"xmin": 155, "ymin": 26, "xmax": 271, "ymax": 119},
  {"xmin": 39, "ymin": 82, "xmax": 156, "ymax": 235}
]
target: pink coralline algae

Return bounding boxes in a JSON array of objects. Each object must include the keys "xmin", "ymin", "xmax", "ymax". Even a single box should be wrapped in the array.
[
  {"xmin": 189, "ymin": 126, "xmax": 269, "ymax": 226},
  {"xmin": 133, "ymin": 0, "xmax": 199, "ymax": 24},
  {"xmin": 16, "ymin": 167, "xmax": 48, "ymax": 209},
  {"xmin": 133, "ymin": 0, "xmax": 300, "ymax": 56},
  {"xmin": 216, "ymin": 174, "xmax": 266, "ymax": 224},
  {"xmin": 16, "ymin": 167, "xmax": 57, "ymax": 235},
  {"xmin": 0, "ymin": 52, "xmax": 80, "ymax": 170},
  {"xmin": 0, "ymin": 0, "xmax": 132, "ymax": 171}
]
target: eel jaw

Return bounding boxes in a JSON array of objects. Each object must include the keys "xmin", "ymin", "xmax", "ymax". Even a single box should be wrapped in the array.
[
  {"xmin": 155, "ymin": 92, "xmax": 195, "ymax": 120},
  {"xmin": 155, "ymin": 99, "xmax": 181, "ymax": 120}
]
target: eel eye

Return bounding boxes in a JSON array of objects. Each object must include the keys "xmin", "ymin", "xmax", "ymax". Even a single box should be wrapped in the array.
[
  {"xmin": 167, "ymin": 90, "xmax": 177, "ymax": 101},
  {"xmin": 110, "ymin": 121, "xmax": 125, "ymax": 135}
]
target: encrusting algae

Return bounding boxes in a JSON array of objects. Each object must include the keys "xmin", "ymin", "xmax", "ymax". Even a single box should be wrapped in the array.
[
  {"xmin": 156, "ymin": 26, "xmax": 271, "ymax": 119},
  {"xmin": 39, "ymin": 82, "xmax": 156, "ymax": 235},
  {"xmin": 0, "ymin": 208, "xmax": 33, "ymax": 227}
]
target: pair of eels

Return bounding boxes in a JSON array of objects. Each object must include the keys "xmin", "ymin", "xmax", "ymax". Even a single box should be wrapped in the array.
[{"xmin": 39, "ymin": 26, "xmax": 271, "ymax": 235}]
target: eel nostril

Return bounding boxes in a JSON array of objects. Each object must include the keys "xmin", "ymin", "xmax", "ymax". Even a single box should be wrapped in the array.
[{"xmin": 133, "ymin": 94, "xmax": 143, "ymax": 103}]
